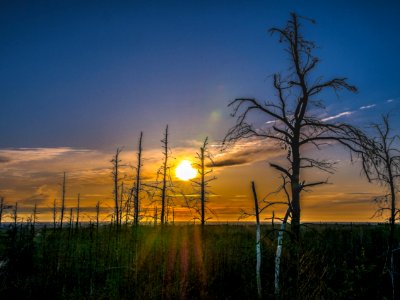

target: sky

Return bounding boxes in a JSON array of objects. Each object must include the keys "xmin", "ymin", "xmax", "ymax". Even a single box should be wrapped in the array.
[{"xmin": 0, "ymin": 1, "xmax": 400, "ymax": 223}]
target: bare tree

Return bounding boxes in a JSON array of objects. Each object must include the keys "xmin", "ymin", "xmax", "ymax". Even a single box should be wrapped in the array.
[
  {"xmin": 96, "ymin": 201, "xmax": 100, "ymax": 230},
  {"xmin": 239, "ymin": 180, "xmax": 289, "ymax": 299},
  {"xmin": 111, "ymin": 148, "xmax": 122, "ymax": 226},
  {"xmin": 133, "ymin": 131, "xmax": 143, "ymax": 226},
  {"xmin": 251, "ymin": 182, "xmax": 262, "ymax": 299},
  {"xmin": 160, "ymin": 125, "xmax": 170, "ymax": 225},
  {"xmin": 119, "ymin": 182, "xmax": 125, "ymax": 225},
  {"xmin": 0, "ymin": 197, "xmax": 4, "ymax": 226},
  {"xmin": 191, "ymin": 137, "xmax": 216, "ymax": 226},
  {"xmin": 12, "ymin": 202, "xmax": 18, "ymax": 228},
  {"xmin": 32, "ymin": 202, "xmax": 38, "ymax": 228},
  {"xmin": 224, "ymin": 13, "xmax": 366, "ymax": 241},
  {"xmin": 60, "ymin": 172, "xmax": 66, "ymax": 229},
  {"xmin": 362, "ymin": 114, "xmax": 400, "ymax": 299},
  {"xmin": 76, "ymin": 193, "xmax": 80, "ymax": 228},
  {"xmin": 52, "ymin": 198, "xmax": 57, "ymax": 230}
]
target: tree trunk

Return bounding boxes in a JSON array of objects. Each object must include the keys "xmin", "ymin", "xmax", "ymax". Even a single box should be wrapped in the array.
[
  {"xmin": 60, "ymin": 172, "xmax": 66, "ymax": 229},
  {"xmin": 275, "ymin": 207, "xmax": 291, "ymax": 298},
  {"xmin": 201, "ymin": 146, "xmax": 206, "ymax": 227},
  {"xmin": 0, "ymin": 197, "xmax": 3, "ymax": 226},
  {"xmin": 134, "ymin": 132, "xmax": 143, "ymax": 226},
  {"xmin": 161, "ymin": 125, "xmax": 169, "ymax": 225},
  {"xmin": 251, "ymin": 181, "xmax": 262, "ymax": 299},
  {"xmin": 112, "ymin": 149, "xmax": 121, "ymax": 227}
]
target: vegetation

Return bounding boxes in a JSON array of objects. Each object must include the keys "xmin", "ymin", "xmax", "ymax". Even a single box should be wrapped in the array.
[
  {"xmin": 0, "ymin": 12, "xmax": 399, "ymax": 300},
  {"xmin": 0, "ymin": 222, "xmax": 397, "ymax": 299}
]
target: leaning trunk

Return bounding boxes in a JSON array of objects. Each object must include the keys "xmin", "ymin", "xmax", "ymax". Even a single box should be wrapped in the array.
[{"xmin": 251, "ymin": 181, "xmax": 262, "ymax": 299}]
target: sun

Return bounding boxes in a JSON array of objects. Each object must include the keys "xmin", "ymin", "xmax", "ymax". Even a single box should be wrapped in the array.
[{"xmin": 176, "ymin": 160, "xmax": 197, "ymax": 181}]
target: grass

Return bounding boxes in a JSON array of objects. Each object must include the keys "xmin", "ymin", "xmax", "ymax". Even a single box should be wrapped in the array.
[{"xmin": 0, "ymin": 223, "xmax": 398, "ymax": 299}]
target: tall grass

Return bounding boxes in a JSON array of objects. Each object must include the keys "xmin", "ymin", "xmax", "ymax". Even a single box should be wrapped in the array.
[{"xmin": 0, "ymin": 223, "xmax": 398, "ymax": 299}]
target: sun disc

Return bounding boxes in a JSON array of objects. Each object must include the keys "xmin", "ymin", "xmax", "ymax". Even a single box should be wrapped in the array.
[{"xmin": 176, "ymin": 160, "xmax": 197, "ymax": 181}]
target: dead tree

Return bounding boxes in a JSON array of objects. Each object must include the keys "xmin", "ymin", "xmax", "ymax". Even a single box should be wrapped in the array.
[
  {"xmin": 52, "ymin": 198, "xmax": 57, "ymax": 230},
  {"xmin": 251, "ymin": 182, "xmax": 262, "ymax": 299},
  {"xmin": 275, "ymin": 207, "xmax": 291, "ymax": 298},
  {"xmin": 12, "ymin": 202, "xmax": 18, "ymax": 228},
  {"xmin": 160, "ymin": 125, "xmax": 170, "ymax": 225},
  {"xmin": 133, "ymin": 131, "xmax": 143, "ymax": 226},
  {"xmin": 119, "ymin": 182, "xmax": 125, "ymax": 225},
  {"xmin": 111, "ymin": 148, "xmax": 122, "ymax": 226},
  {"xmin": 0, "ymin": 197, "xmax": 4, "ymax": 226},
  {"xmin": 240, "ymin": 180, "xmax": 289, "ymax": 299},
  {"xmin": 76, "ymin": 193, "xmax": 80, "ymax": 228},
  {"xmin": 191, "ymin": 137, "xmax": 216, "ymax": 226},
  {"xmin": 32, "ymin": 202, "xmax": 38, "ymax": 228},
  {"xmin": 361, "ymin": 114, "xmax": 400, "ymax": 299},
  {"xmin": 60, "ymin": 172, "xmax": 66, "ymax": 229},
  {"xmin": 96, "ymin": 201, "xmax": 100, "ymax": 230},
  {"xmin": 224, "ymin": 13, "xmax": 367, "ymax": 241}
]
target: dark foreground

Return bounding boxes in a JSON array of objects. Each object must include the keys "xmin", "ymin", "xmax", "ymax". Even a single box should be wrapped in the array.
[{"xmin": 0, "ymin": 223, "xmax": 398, "ymax": 299}]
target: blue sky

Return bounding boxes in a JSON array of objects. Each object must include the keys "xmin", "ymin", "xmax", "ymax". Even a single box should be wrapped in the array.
[
  {"xmin": 1, "ymin": 1, "xmax": 399, "ymax": 150},
  {"xmin": 0, "ymin": 1, "xmax": 400, "ymax": 222}
]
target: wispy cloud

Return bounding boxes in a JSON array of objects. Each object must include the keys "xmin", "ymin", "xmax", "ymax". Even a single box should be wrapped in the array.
[
  {"xmin": 321, "ymin": 111, "xmax": 354, "ymax": 122},
  {"xmin": 0, "ymin": 147, "xmax": 90, "ymax": 165},
  {"xmin": 359, "ymin": 104, "xmax": 376, "ymax": 110},
  {"xmin": 210, "ymin": 139, "xmax": 282, "ymax": 168}
]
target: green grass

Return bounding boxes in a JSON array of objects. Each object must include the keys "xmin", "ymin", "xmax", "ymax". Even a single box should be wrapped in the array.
[{"xmin": 0, "ymin": 223, "xmax": 398, "ymax": 299}]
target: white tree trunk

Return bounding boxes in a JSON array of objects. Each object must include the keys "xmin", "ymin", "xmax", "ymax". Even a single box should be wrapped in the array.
[{"xmin": 275, "ymin": 208, "xmax": 291, "ymax": 298}]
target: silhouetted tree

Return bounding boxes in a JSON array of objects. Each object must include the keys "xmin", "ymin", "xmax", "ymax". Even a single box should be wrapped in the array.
[
  {"xmin": 160, "ymin": 125, "xmax": 169, "ymax": 225},
  {"xmin": 362, "ymin": 114, "xmax": 400, "ymax": 299},
  {"xmin": 75, "ymin": 193, "xmax": 80, "ymax": 228},
  {"xmin": 12, "ymin": 202, "xmax": 18, "ymax": 228},
  {"xmin": 60, "ymin": 172, "xmax": 66, "ymax": 229},
  {"xmin": 224, "ymin": 13, "xmax": 368, "ymax": 298},
  {"xmin": 191, "ymin": 137, "xmax": 215, "ymax": 226},
  {"xmin": 251, "ymin": 182, "xmax": 262, "ymax": 299},
  {"xmin": 96, "ymin": 201, "xmax": 100, "ymax": 230},
  {"xmin": 133, "ymin": 131, "xmax": 143, "ymax": 226},
  {"xmin": 111, "ymin": 148, "xmax": 122, "ymax": 226},
  {"xmin": 0, "ymin": 197, "xmax": 4, "ymax": 226},
  {"xmin": 224, "ymin": 13, "xmax": 366, "ymax": 241},
  {"xmin": 52, "ymin": 198, "xmax": 57, "ymax": 230},
  {"xmin": 31, "ymin": 202, "xmax": 38, "ymax": 228}
]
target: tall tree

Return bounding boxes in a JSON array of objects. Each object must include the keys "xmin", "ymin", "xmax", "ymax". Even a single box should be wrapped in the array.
[
  {"xmin": 52, "ymin": 198, "xmax": 57, "ymax": 230},
  {"xmin": 111, "ymin": 148, "xmax": 122, "ymax": 226},
  {"xmin": 251, "ymin": 182, "xmax": 262, "ymax": 299},
  {"xmin": 0, "ymin": 197, "xmax": 4, "ymax": 226},
  {"xmin": 160, "ymin": 125, "xmax": 169, "ymax": 225},
  {"xmin": 133, "ymin": 131, "xmax": 143, "ymax": 226},
  {"xmin": 75, "ymin": 193, "xmax": 80, "ymax": 228},
  {"xmin": 192, "ymin": 137, "xmax": 215, "ymax": 226},
  {"xmin": 60, "ymin": 172, "xmax": 66, "ymax": 229},
  {"xmin": 224, "ymin": 13, "xmax": 365, "ymax": 241},
  {"xmin": 362, "ymin": 114, "xmax": 400, "ymax": 299}
]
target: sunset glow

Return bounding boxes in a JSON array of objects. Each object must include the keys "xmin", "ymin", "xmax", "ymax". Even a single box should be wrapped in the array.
[{"xmin": 175, "ymin": 160, "xmax": 197, "ymax": 181}]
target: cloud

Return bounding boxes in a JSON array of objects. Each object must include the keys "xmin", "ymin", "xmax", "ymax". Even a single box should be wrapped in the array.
[
  {"xmin": 359, "ymin": 104, "xmax": 376, "ymax": 110},
  {"xmin": 209, "ymin": 139, "xmax": 282, "ymax": 168},
  {"xmin": 211, "ymin": 157, "xmax": 249, "ymax": 168},
  {"xmin": 321, "ymin": 111, "xmax": 354, "ymax": 122},
  {"xmin": 0, "ymin": 156, "xmax": 11, "ymax": 163},
  {"xmin": 0, "ymin": 147, "xmax": 93, "ymax": 167}
]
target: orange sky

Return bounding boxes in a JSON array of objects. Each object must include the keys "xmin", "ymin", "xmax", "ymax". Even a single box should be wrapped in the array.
[{"xmin": 0, "ymin": 138, "xmax": 386, "ymax": 224}]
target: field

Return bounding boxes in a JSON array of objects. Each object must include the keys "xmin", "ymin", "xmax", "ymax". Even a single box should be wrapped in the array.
[{"xmin": 0, "ymin": 223, "xmax": 398, "ymax": 299}]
